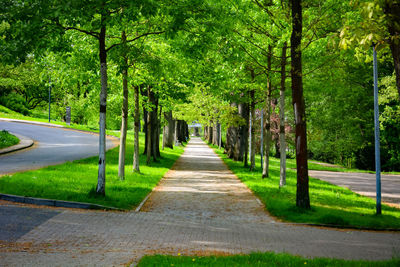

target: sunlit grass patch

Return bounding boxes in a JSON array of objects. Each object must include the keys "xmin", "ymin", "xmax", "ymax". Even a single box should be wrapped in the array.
[
  {"xmin": 137, "ymin": 252, "xmax": 400, "ymax": 267},
  {"xmin": 210, "ymin": 144, "xmax": 400, "ymax": 229},
  {"xmin": 0, "ymin": 130, "xmax": 19, "ymax": 149},
  {"xmin": 0, "ymin": 132, "xmax": 184, "ymax": 210}
]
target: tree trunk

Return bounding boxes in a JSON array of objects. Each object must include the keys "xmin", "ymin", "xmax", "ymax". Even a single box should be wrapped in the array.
[
  {"xmin": 174, "ymin": 119, "xmax": 178, "ymax": 144},
  {"xmin": 250, "ymin": 89, "xmax": 256, "ymax": 171},
  {"xmin": 218, "ymin": 122, "xmax": 222, "ymax": 149},
  {"xmin": 291, "ymin": 0, "xmax": 310, "ymax": 209},
  {"xmin": 239, "ymin": 103, "xmax": 249, "ymax": 166},
  {"xmin": 212, "ymin": 121, "xmax": 218, "ymax": 145},
  {"xmin": 143, "ymin": 104, "xmax": 148, "ymax": 155},
  {"xmin": 207, "ymin": 122, "xmax": 213, "ymax": 144},
  {"xmin": 185, "ymin": 121, "xmax": 189, "ymax": 140},
  {"xmin": 146, "ymin": 87, "xmax": 152, "ymax": 165},
  {"xmin": 279, "ymin": 42, "xmax": 288, "ymax": 188},
  {"xmin": 164, "ymin": 111, "xmax": 175, "ymax": 149},
  {"xmin": 133, "ymin": 84, "xmax": 140, "ymax": 173},
  {"xmin": 151, "ymin": 96, "xmax": 159, "ymax": 160},
  {"xmin": 96, "ymin": 24, "xmax": 107, "ymax": 196},
  {"xmin": 225, "ymin": 102, "xmax": 242, "ymax": 161},
  {"xmin": 263, "ymin": 45, "xmax": 273, "ymax": 178},
  {"xmin": 118, "ymin": 31, "xmax": 128, "ymax": 180}
]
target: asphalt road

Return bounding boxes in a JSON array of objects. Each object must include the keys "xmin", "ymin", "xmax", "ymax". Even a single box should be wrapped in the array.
[
  {"xmin": 309, "ymin": 170, "xmax": 400, "ymax": 207},
  {"xmin": 0, "ymin": 121, "xmax": 118, "ymax": 175}
]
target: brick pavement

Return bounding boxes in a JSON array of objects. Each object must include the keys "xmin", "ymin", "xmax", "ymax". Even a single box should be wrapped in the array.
[{"xmin": 0, "ymin": 137, "xmax": 399, "ymax": 266}]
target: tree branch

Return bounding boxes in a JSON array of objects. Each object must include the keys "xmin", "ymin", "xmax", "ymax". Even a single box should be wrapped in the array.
[{"xmin": 106, "ymin": 31, "xmax": 165, "ymax": 52}]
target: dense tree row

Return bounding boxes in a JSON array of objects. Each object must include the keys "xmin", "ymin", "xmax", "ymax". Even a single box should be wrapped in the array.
[{"xmin": 1, "ymin": 0, "xmax": 399, "ymax": 208}]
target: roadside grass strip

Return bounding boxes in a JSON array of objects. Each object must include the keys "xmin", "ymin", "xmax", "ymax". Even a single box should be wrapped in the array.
[
  {"xmin": 0, "ymin": 130, "xmax": 19, "ymax": 149},
  {"xmin": 137, "ymin": 252, "xmax": 400, "ymax": 267},
  {"xmin": 0, "ymin": 132, "xmax": 184, "ymax": 210},
  {"xmin": 209, "ymin": 144, "xmax": 400, "ymax": 230}
]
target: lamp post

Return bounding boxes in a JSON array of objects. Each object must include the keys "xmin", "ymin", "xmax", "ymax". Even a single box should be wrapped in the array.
[
  {"xmin": 372, "ymin": 43, "xmax": 381, "ymax": 215},
  {"xmin": 260, "ymin": 108, "xmax": 264, "ymax": 167},
  {"xmin": 48, "ymin": 77, "xmax": 51, "ymax": 123}
]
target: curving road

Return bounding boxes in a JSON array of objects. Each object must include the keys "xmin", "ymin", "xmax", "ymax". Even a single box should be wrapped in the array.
[
  {"xmin": 309, "ymin": 170, "xmax": 400, "ymax": 207},
  {"xmin": 0, "ymin": 120, "xmax": 118, "ymax": 175}
]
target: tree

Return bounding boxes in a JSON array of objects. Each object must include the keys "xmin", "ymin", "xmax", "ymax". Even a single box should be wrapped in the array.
[
  {"xmin": 340, "ymin": 0, "xmax": 400, "ymax": 100},
  {"xmin": 291, "ymin": 0, "xmax": 310, "ymax": 209},
  {"xmin": 279, "ymin": 42, "xmax": 288, "ymax": 187}
]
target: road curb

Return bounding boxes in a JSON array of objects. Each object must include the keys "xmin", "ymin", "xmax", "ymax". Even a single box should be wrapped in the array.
[
  {"xmin": 287, "ymin": 222, "xmax": 400, "ymax": 232},
  {"xmin": 0, "ymin": 132, "xmax": 34, "ymax": 155},
  {"xmin": 0, "ymin": 193, "xmax": 123, "ymax": 211}
]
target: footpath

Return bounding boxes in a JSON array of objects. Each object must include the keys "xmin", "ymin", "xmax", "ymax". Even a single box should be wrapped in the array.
[{"xmin": 0, "ymin": 138, "xmax": 399, "ymax": 266}]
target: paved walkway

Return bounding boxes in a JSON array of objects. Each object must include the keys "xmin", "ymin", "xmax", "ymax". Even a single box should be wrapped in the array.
[
  {"xmin": 309, "ymin": 170, "xmax": 400, "ymax": 207},
  {"xmin": 0, "ymin": 138, "xmax": 399, "ymax": 266}
]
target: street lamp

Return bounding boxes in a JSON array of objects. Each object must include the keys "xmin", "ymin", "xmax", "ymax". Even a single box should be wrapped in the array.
[{"xmin": 372, "ymin": 43, "xmax": 381, "ymax": 215}]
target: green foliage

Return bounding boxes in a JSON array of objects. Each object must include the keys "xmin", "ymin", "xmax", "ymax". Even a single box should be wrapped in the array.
[
  {"xmin": 138, "ymin": 252, "xmax": 400, "ymax": 267},
  {"xmin": 0, "ymin": 61, "xmax": 48, "ymax": 114},
  {"xmin": 1, "ymin": 0, "xmax": 399, "ymax": 173},
  {"xmin": 0, "ymin": 130, "xmax": 19, "ymax": 149}
]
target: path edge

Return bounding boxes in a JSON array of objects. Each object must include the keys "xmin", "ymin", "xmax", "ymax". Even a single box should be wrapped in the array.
[{"xmin": 0, "ymin": 193, "xmax": 122, "ymax": 211}]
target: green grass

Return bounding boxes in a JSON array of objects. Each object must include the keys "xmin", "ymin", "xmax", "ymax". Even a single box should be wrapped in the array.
[
  {"xmin": 0, "ymin": 129, "xmax": 184, "ymax": 210},
  {"xmin": 0, "ymin": 130, "xmax": 19, "ymax": 149},
  {"xmin": 209, "ymin": 144, "xmax": 400, "ymax": 229},
  {"xmin": 137, "ymin": 252, "xmax": 400, "ymax": 267},
  {"xmin": 0, "ymin": 105, "xmax": 99, "ymax": 132}
]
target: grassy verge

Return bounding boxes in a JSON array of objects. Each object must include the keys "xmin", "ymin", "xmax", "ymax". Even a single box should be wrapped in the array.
[
  {"xmin": 137, "ymin": 253, "xmax": 400, "ymax": 267},
  {"xmin": 0, "ymin": 130, "xmax": 20, "ymax": 149},
  {"xmin": 209, "ymin": 144, "xmax": 400, "ymax": 229},
  {"xmin": 0, "ymin": 105, "xmax": 101, "ymax": 132},
  {"xmin": 0, "ymin": 128, "xmax": 184, "ymax": 210}
]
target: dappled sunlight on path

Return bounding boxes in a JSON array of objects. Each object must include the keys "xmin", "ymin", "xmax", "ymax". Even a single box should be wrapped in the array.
[{"xmin": 140, "ymin": 137, "xmax": 271, "ymax": 222}]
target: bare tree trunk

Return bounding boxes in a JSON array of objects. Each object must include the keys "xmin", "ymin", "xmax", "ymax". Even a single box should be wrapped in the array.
[
  {"xmin": 212, "ymin": 121, "xmax": 218, "ymax": 145},
  {"xmin": 208, "ymin": 122, "xmax": 213, "ymax": 144},
  {"xmin": 250, "ymin": 89, "xmax": 256, "ymax": 171},
  {"xmin": 279, "ymin": 42, "xmax": 288, "ymax": 187},
  {"xmin": 238, "ymin": 103, "xmax": 249, "ymax": 165},
  {"xmin": 262, "ymin": 45, "xmax": 273, "ymax": 178},
  {"xmin": 164, "ymin": 111, "xmax": 175, "ymax": 149},
  {"xmin": 174, "ymin": 119, "xmax": 178, "ymax": 144},
  {"xmin": 146, "ymin": 87, "xmax": 152, "ymax": 165},
  {"xmin": 152, "ymin": 96, "xmax": 159, "ymax": 160},
  {"xmin": 96, "ymin": 24, "xmax": 107, "ymax": 195},
  {"xmin": 291, "ymin": 0, "xmax": 310, "ymax": 209},
  {"xmin": 133, "ymin": 84, "xmax": 140, "ymax": 173},
  {"xmin": 118, "ymin": 31, "xmax": 128, "ymax": 180},
  {"xmin": 162, "ymin": 125, "xmax": 165, "ymax": 150},
  {"xmin": 218, "ymin": 122, "xmax": 222, "ymax": 149}
]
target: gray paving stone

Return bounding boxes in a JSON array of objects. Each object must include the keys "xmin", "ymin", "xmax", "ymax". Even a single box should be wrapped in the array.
[{"xmin": 0, "ymin": 138, "xmax": 399, "ymax": 266}]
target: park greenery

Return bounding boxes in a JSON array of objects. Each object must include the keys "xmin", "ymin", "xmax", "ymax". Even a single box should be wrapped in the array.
[
  {"xmin": 137, "ymin": 253, "xmax": 400, "ymax": 267},
  {"xmin": 0, "ymin": 0, "xmax": 399, "ymax": 210},
  {"xmin": 211, "ymin": 144, "xmax": 400, "ymax": 229},
  {"xmin": 0, "ymin": 131, "xmax": 184, "ymax": 209},
  {"xmin": 0, "ymin": 130, "xmax": 19, "ymax": 149}
]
